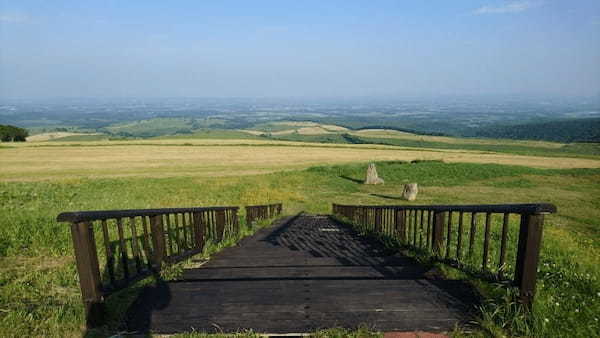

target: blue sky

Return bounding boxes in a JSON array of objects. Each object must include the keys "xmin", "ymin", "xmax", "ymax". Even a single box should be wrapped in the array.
[{"xmin": 1, "ymin": 1, "xmax": 599, "ymax": 98}]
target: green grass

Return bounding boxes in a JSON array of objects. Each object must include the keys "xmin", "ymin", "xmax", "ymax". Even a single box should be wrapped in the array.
[
  {"xmin": 1, "ymin": 161, "xmax": 599, "ymax": 336},
  {"xmin": 103, "ymin": 118, "xmax": 226, "ymax": 137},
  {"xmin": 154, "ymin": 129, "xmax": 263, "ymax": 140},
  {"xmin": 354, "ymin": 135, "xmax": 600, "ymax": 159}
]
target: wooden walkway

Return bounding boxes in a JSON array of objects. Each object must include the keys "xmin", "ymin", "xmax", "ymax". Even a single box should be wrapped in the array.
[{"xmin": 126, "ymin": 214, "xmax": 478, "ymax": 334}]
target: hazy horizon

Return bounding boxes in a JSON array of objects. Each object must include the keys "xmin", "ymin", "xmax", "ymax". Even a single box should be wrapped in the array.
[{"xmin": 1, "ymin": 1, "xmax": 599, "ymax": 99}]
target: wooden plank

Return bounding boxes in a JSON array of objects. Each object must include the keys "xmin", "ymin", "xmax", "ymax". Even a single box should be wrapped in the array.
[{"xmin": 125, "ymin": 214, "xmax": 477, "ymax": 334}]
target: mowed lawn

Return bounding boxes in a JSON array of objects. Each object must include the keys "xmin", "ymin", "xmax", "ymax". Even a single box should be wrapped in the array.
[
  {"xmin": 0, "ymin": 140, "xmax": 599, "ymax": 337},
  {"xmin": 2, "ymin": 139, "xmax": 600, "ymax": 181}
]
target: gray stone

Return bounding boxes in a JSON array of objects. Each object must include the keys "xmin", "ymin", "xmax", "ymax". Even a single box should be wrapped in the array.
[
  {"xmin": 402, "ymin": 183, "xmax": 418, "ymax": 201},
  {"xmin": 364, "ymin": 163, "xmax": 384, "ymax": 185}
]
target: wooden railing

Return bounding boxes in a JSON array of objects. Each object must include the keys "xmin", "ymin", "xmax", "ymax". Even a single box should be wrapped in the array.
[
  {"xmin": 57, "ymin": 206, "xmax": 239, "ymax": 327},
  {"xmin": 245, "ymin": 203, "xmax": 283, "ymax": 226},
  {"xmin": 332, "ymin": 203, "xmax": 557, "ymax": 307}
]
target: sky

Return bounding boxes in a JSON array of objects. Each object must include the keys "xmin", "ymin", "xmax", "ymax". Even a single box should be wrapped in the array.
[{"xmin": 1, "ymin": 0, "xmax": 599, "ymax": 99}]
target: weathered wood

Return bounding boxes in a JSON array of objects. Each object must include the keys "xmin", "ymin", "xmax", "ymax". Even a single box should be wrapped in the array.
[
  {"xmin": 141, "ymin": 216, "xmax": 153, "ymax": 270},
  {"xmin": 482, "ymin": 213, "xmax": 491, "ymax": 270},
  {"xmin": 330, "ymin": 203, "xmax": 556, "ymax": 215},
  {"xmin": 456, "ymin": 212, "xmax": 464, "ymax": 260},
  {"xmin": 216, "ymin": 210, "xmax": 226, "ymax": 242},
  {"xmin": 468, "ymin": 212, "xmax": 477, "ymax": 257},
  {"xmin": 100, "ymin": 219, "xmax": 115, "ymax": 286},
  {"xmin": 126, "ymin": 215, "xmax": 476, "ymax": 334},
  {"xmin": 70, "ymin": 221, "xmax": 104, "ymax": 328},
  {"xmin": 150, "ymin": 215, "xmax": 166, "ymax": 271},
  {"xmin": 445, "ymin": 211, "xmax": 453, "ymax": 259},
  {"xmin": 116, "ymin": 218, "xmax": 130, "ymax": 280},
  {"xmin": 432, "ymin": 212, "xmax": 445, "ymax": 255},
  {"xmin": 514, "ymin": 213, "xmax": 545, "ymax": 307},
  {"xmin": 129, "ymin": 217, "xmax": 142, "ymax": 273},
  {"xmin": 396, "ymin": 209, "xmax": 406, "ymax": 242},
  {"xmin": 498, "ymin": 213, "xmax": 510, "ymax": 279}
]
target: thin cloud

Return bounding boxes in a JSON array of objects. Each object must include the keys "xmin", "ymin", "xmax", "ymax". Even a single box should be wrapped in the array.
[
  {"xmin": 0, "ymin": 12, "xmax": 30, "ymax": 24},
  {"xmin": 473, "ymin": 1, "xmax": 542, "ymax": 15}
]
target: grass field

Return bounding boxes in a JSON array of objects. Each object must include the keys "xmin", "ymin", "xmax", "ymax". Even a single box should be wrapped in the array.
[
  {"xmin": 2, "ymin": 139, "xmax": 600, "ymax": 182},
  {"xmin": 1, "ymin": 136, "xmax": 599, "ymax": 337}
]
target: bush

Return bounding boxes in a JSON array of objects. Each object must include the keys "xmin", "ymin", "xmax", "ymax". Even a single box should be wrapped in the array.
[{"xmin": 0, "ymin": 124, "xmax": 29, "ymax": 142}]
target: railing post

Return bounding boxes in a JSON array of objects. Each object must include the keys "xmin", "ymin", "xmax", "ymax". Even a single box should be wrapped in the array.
[
  {"xmin": 514, "ymin": 213, "xmax": 545, "ymax": 308},
  {"xmin": 70, "ymin": 221, "xmax": 104, "ymax": 328},
  {"xmin": 432, "ymin": 212, "xmax": 446, "ymax": 255},
  {"xmin": 150, "ymin": 215, "xmax": 166, "ymax": 270}
]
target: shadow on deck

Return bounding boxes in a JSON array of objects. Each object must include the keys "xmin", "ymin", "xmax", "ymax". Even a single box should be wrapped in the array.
[{"xmin": 123, "ymin": 214, "xmax": 480, "ymax": 334}]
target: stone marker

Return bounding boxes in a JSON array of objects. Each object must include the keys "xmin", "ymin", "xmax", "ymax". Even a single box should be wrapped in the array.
[
  {"xmin": 402, "ymin": 183, "xmax": 418, "ymax": 201},
  {"xmin": 364, "ymin": 163, "xmax": 384, "ymax": 185}
]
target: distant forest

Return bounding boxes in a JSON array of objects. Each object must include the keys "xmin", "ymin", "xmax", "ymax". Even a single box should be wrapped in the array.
[
  {"xmin": 0, "ymin": 125, "xmax": 28, "ymax": 142},
  {"xmin": 466, "ymin": 118, "xmax": 600, "ymax": 143}
]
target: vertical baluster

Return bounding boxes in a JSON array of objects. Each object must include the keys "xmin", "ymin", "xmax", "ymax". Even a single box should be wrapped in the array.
[
  {"xmin": 217, "ymin": 210, "xmax": 226, "ymax": 242},
  {"xmin": 445, "ymin": 211, "xmax": 453, "ymax": 259},
  {"xmin": 100, "ymin": 219, "xmax": 115, "ymax": 286},
  {"xmin": 116, "ymin": 218, "xmax": 129, "ymax": 280},
  {"xmin": 165, "ymin": 214, "xmax": 173, "ymax": 257},
  {"xmin": 427, "ymin": 210, "xmax": 432, "ymax": 249},
  {"xmin": 233, "ymin": 208, "xmax": 240, "ymax": 237},
  {"xmin": 419, "ymin": 210, "xmax": 424, "ymax": 247},
  {"xmin": 468, "ymin": 212, "xmax": 477, "ymax": 258},
  {"xmin": 457, "ymin": 212, "xmax": 464, "ymax": 260},
  {"xmin": 181, "ymin": 213, "xmax": 189, "ymax": 251},
  {"xmin": 482, "ymin": 212, "xmax": 492, "ymax": 270},
  {"xmin": 175, "ymin": 213, "xmax": 183, "ymax": 255},
  {"xmin": 432, "ymin": 212, "xmax": 445, "ymax": 255},
  {"xmin": 149, "ymin": 215, "xmax": 165, "ymax": 271},
  {"xmin": 413, "ymin": 210, "xmax": 418, "ymax": 246},
  {"xmin": 498, "ymin": 213, "xmax": 510, "ymax": 279},
  {"xmin": 141, "ymin": 216, "xmax": 153, "ymax": 270},
  {"xmin": 129, "ymin": 216, "xmax": 142, "ymax": 273}
]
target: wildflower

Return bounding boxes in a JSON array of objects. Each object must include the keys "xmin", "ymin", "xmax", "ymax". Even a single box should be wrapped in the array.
[
  {"xmin": 544, "ymin": 318, "xmax": 549, "ymax": 323},
  {"xmin": 555, "ymin": 302, "xmax": 559, "ymax": 306},
  {"xmin": 575, "ymin": 309, "xmax": 579, "ymax": 313}
]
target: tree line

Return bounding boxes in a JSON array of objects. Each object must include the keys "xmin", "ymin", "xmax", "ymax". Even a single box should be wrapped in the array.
[{"xmin": 0, "ymin": 124, "xmax": 29, "ymax": 142}]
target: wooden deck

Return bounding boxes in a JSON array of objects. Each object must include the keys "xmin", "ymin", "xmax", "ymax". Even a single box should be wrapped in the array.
[{"xmin": 125, "ymin": 214, "xmax": 478, "ymax": 334}]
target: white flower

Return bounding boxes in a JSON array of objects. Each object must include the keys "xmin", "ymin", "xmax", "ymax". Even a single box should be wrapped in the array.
[
  {"xmin": 544, "ymin": 318, "xmax": 549, "ymax": 323},
  {"xmin": 575, "ymin": 309, "xmax": 579, "ymax": 313},
  {"xmin": 555, "ymin": 302, "xmax": 560, "ymax": 306}
]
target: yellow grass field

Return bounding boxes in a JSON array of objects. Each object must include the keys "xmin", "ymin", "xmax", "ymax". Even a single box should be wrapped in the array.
[{"xmin": 2, "ymin": 139, "xmax": 599, "ymax": 181}]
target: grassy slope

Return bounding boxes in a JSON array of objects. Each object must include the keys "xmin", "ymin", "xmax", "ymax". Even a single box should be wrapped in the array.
[{"xmin": 1, "ymin": 160, "xmax": 599, "ymax": 337}]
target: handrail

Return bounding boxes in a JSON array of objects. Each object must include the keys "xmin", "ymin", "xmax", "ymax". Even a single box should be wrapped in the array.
[
  {"xmin": 332, "ymin": 202, "xmax": 557, "ymax": 309},
  {"xmin": 58, "ymin": 205, "xmax": 240, "ymax": 327},
  {"xmin": 57, "ymin": 206, "xmax": 238, "ymax": 222},
  {"xmin": 245, "ymin": 203, "xmax": 283, "ymax": 226},
  {"xmin": 332, "ymin": 203, "xmax": 556, "ymax": 214}
]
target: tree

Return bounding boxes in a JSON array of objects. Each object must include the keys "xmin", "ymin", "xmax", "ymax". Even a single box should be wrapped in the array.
[{"xmin": 0, "ymin": 125, "xmax": 29, "ymax": 142}]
